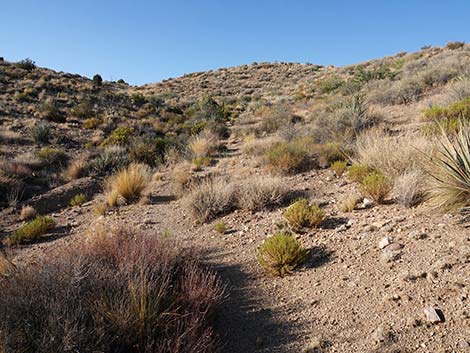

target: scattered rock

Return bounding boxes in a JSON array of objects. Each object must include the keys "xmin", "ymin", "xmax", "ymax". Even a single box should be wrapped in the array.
[
  {"xmin": 423, "ymin": 307, "xmax": 444, "ymax": 324},
  {"xmin": 408, "ymin": 230, "xmax": 427, "ymax": 240},
  {"xmin": 364, "ymin": 224, "xmax": 378, "ymax": 232},
  {"xmin": 362, "ymin": 198, "xmax": 374, "ymax": 208},
  {"xmin": 371, "ymin": 326, "xmax": 390, "ymax": 344},
  {"xmin": 383, "ymin": 242, "xmax": 404, "ymax": 252},
  {"xmin": 378, "ymin": 237, "xmax": 392, "ymax": 249}
]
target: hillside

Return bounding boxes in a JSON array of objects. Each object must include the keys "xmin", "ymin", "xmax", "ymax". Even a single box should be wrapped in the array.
[{"xmin": 0, "ymin": 42, "xmax": 470, "ymax": 353}]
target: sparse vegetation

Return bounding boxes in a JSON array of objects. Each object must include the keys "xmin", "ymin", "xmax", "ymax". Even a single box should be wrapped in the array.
[
  {"xmin": 69, "ymin": 193, "xmax": 87, "ymax": 207},
  {"xmin": 105, "ymin": 163, "xmax": 152, "ymax": 206},
  {"xmin": 184, "ymin": 179, "xmax": 236, "ymax": 222},
  {"xmin": 214, "ymin": 221, "xmax": 227, "ymax": 234},
  {"xmin": 19, "ymin": 205, "xmax": 37, "ymax": 221},
  {"xmin": 5, "ymin": 215, "xmax": 56, "ymax": 245},
  {"xmin": 31, "ymin": 122, "xmax": 52, "ymax": 144},
  {"xmin": 258, "ymin": 232, "xmax": 309, "ymax": 276},
  {"xmin": 340, "ymin": 194, "xmax": 361, "ymax": 212},
  {"xmin": 0, "ymin": 227, "xmax": 225, "ymax": 352},
  {"xmin": 237, "ymin": 176, "xmax": 288, "ymax": 211},
  {"xmin": 283, "ymin": 198, "xmax": 325, "ymax": 230},
  {"xmin": 330, "ymin": 160, "xmax": 347, "ymax": 177},
  {"xmin": 359, "ymin": 172, "xmax": 392, "ymax": 203}
]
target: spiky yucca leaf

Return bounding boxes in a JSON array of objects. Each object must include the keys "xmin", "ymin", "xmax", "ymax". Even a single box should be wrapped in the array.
[{"xmin": 428, "ymin": 122, "xmax": 470, "ymax": 211}]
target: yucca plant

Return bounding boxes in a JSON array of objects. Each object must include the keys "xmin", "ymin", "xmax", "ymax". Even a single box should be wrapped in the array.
[
  {"xmin": 427, "ymin": 123, "xmax": 470, "ymax": 211},
  {"xmin": 258, "ymin": 232, "xmax": 309, "ymax": 276}
]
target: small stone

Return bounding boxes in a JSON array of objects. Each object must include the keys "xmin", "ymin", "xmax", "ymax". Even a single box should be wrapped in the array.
[
  {"xmin": 337, "ymin": 224, "xmax": 348, "ymax": 232},
  {"xmin": 383, "ymin": 242, "xmax": 404, "ymax": 252},
  {"xmin": 371, "ymin": 326, "xmax": 390, "ymax": 344},
  {"xmin": 382, "ymin": 225, "xmax": 394, "ymax": 232},
  {"xmin": 381, "ymin": 250, "xmax": 400, "ymax": 263},
  {"xmin": 364, "ymin": 224, "xmax": 378, "ymax": 232},
  {"xmin": 408, "ymin": 230, "xmax": 427, "ymax": 240},
  {"xmin": 362, "ymin": 198, "xmax": 374, "ymax": 208},
  {"xmin": 458, "ymin": 340, "xmax": 470, "ymax": 349},
  {"xmin": 423, "ymin": 307, "xmax": 444, "ymax": 324},
  {"xmin": 378, "ymin": 237, "xmax": 393, "ymax": 249}
]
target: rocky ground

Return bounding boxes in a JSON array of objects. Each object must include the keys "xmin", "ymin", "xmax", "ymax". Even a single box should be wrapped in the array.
[{"xmin": 2, "ymin": 132, "xmax": 469, "ymax": 353}]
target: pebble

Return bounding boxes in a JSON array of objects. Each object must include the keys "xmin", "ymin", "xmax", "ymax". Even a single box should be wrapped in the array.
[
  {"xmin": 423, "ymin": 307, "xmax": 443, "ymax": 324},
  {"xmin": 383, "ymin": 242, "xmax": 404, "ymax": 252},
  {"xmin": 378, "ymin": 236, "xmax": 393, "ymax": 249},
  {"xmin": 371, "ymin": 326, "xmax": 390, "ymax": 344},
  {"xmin": 381, "ymin": 224, "xmax": 394, "ymax": 232},
  {"xmin": 362, "ymin": 198, "xmax": 374, "ymax": 208},
  {"xmin": 408, "ymin": 230, "xmax": 427, "ymax": 240},
  {"xmin": 364, "ymin": 224, "xmax": 378, "ymax": 232}
]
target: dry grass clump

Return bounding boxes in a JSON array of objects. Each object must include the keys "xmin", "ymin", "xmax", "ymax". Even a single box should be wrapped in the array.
[
  {"xmin": 360, "ymin": 172, "xmax": 392, "ymax": 203},
  {"xmin": 355, "ymin": 128, "xmax": 431, "ymax": 178},
  {"xmin": 214, "ymin": 221, "xmax": 227, "ymax": 234},
  {"xmin": 258, "ymin": 232, "xmax": 309, "ymax": 277},
  {"xmin": 394, "ymin": 170, "xmax": 425, "ymax": 207},
  {"xmin": 105, "ymin": 163, "xmax": 152, "ymax": 207},
  {"xmin": 0, "ymin": 227, "xmax": 225, "ymax": 353},
  {"xmin": 283, "ymin": 198, "xmax": 325, "ymax": 230},
  {"xmin": 19, "ymin": 205, "xmax": 37, "ymax": 221},
  {"xmin": 427, "ymin": 124, "xmax": 470, "ymax": 211},
  {"xmin": 189, "ymin": 133, "xmax": 218, "ymax": 158},
  {"xmin": 172, "ymin": 162, "xmax": 194, "ymax": 197},
  {"xmin": 242, "ymin": 135, "xmax": 282, "ymax": 157},
  {"xmin": 238, "ymin": 176, "xmax": 289, "ymax": 211},
  {"xmin": 340, "ymin": 194, "xmax": 361, "ymax": 212},
  {"xmin": 184, "ymin": 179, "xmax": 236, "ymax": 223},
  {"xmin": 0, "ymin": 252, "xmax": 14, "ymax": 277},
  {"xmin": 65, "ymin": 159, "xmax": 86, "ymax": 180},
  {"xmin": 5, "ymin": 215, "xmax": 56, "ymax": 246},
  {"xmin": 315, "ymin": 142, "xmax": 345, "ymax": 168}
]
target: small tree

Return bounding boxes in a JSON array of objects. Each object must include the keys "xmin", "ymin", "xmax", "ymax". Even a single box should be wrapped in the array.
[{"xmin": 92, "ymin": 74, "xmax": 103, "ymax": 86}]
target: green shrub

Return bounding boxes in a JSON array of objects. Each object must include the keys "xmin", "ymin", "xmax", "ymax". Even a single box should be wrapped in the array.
[
  {"xmin": 92, "ymin": 74, "xmax": 103, "ymax": 86},
  {"xmin": 69, "ymin": 193, "xmax": 87, "ymax": 207},
  {"xmin": 315, "ymin": 142, "xmax": 345, "ymax": 168},
  {"xmin": 283, "ymin": 199, "xmax": 325, "ymax": 230},
  {"xmin": 88, "ymin": 146, "xmax": 130, "ymax": 175},
  {"xmin": 264, "ymin": 139, "xmax": 312, "ymax": 174},
  {"xmin": 5, "ymin": 215, "xmax": 56, "ymax": 245},
  {"xmin": 331, "ymin": 160, "xmax": 347, "ymax": 176},
  {"xmin": 348, "ymin": 164, "xmax": 370, "ymax": 182},
  {"xmin": 315, "ymin": 76, "xmax": 344, "ymax": 94},
  {"xmin": 214, "ymin": 221, "xmax": 227, "ymax": 234},
  {"xmin": 71, "ymin": 99, "xmax": 94, "ymax": 119},
  {"xmin": 31, "ymin": 122, "xmax": 52, "ymax": 144},
  {"xmin": 359, "ymin": 172, "xmax": 392, "ymax": 203},
  {"xmin": 36, "ymin": 147, "xmax": 68, "ymax": 166},
  {"xmin": 258, "ymin": 232, "xmax": 309, "ymax": 276},
  {"xmin": 100, "ymin": 127, "xmax": 135, "ymax": 147}
]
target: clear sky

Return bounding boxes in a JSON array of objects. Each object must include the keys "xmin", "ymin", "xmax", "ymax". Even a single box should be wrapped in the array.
[{"xmin": 1, "ymin": 0, "xmax": 469, "ymax": 85}]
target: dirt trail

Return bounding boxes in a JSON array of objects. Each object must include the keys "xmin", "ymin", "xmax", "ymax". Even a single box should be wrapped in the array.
[{"xmin": 4, "ymin": 133, "xmax": 470, "ymax": 353}]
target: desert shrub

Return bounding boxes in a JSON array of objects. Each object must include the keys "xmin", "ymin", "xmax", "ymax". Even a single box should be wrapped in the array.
[
  {"xmin": 36, "ymin": 147, "xmax": 68, "ymax": 166},
  {"xmin": 101, "ymin": 127, "xmax": 135, "ymax": 147},
  {"xmin": 192, "ymin": 156, "xmax": 212, "ymax": 170},
  {"xmin": 184, "ymin": 179, "xmax": 236, "ymax": 223},
  {"xmin": 258, "ymin": 232, "xmax": 309, "ymax": 277},
  {"xmin": 31, "ymin": 122, "xmax": 51, "ymax": 144},
  {"xmin": 421, "ymin": 117, "xmax": 461, "ymax": 136},
  {"xmin": 237, "ymin": 176, "xmax": 288, "ymax": 211},
  {"xmin": 89, "ymin": 146, "xmax": 130, "ymax": 175},
  {"xmin": 360, "ymin": 172, "xmax": 392, "ymax": 203},
  {"xmin": 367, "ymin": 77, "xmax": 424, "ymax": 105},
  {"xmin": 423, "ymin": 97, "xmax": 470, "ymax": 121},
  {"xmin": 446, "ymin": 41, "xmax": 465, "ymax": 50},
  {"xmin": 355, "ymin": 128, "xmax": 430, "ymax": 178},
  {"xmin": 264, "ymin": 138, "xmax": 313, "ymax": 174},
  {"xmin": 0, "ymin": 227, "xmax": 225, "ymax": 353},
  {"xmin": 447, "ymin": 78, "xmax": 470, "ymax": 101},
  {"xmin": 339, "ymin": 194, "xmax": 361, "ymax": 212},
  {"xmin": 427, "ymin": 124, "xmax": 470, "ymax": 211},
  {"xmin": 65, "ymin": 159, "xmax": 86, "ymax": 180},
  {"xmin": 69, "ymin": 193, "xmax": 87, "ymax": 207},
  {"xmin": 315, "ymin": 76, "xmax": 344, "ymax": 94},
  {"xmin": 394, "ymin": 170, "xmax": 425, "ymax": 207},
  {"xmin": 214, "ymin": 221, "xmax": 227, "ymax": 234},
  {"xmin": 40, "ymin": 100, "xmax": 64, "ymax": 123},
  {"xmin": 347, "ymin": 163, "xmax": 370, "ymax": 182},
  {"xmin": 83, "ymin": 117, "xmax": 102, "ymax": 129},
  {"xmin": 71, "ymin": 99, "xmax": 94, "ymax": 119},
  {"xmin": 128, "ymin": 136, "xmax": 169, "ymax": 167},
  {"xmin": 315, "ymin": 142, "xmax": 345, "ymax": 168},
  {"xmin": 242, "ymin": 135, "xmax": 282, "ymax": 157},
  {"xmin": 92, "ymin": 73, "xmax": 103, "ymax": 86},
  {"xmin": 172, "ymin": 162, "xmax": 194, "ymax": 197},
  {"xmin": 5, "ymin": 215, "xmax": 56, "ymax": 245},
  {"xmin": 16, "ymin": 58, "xmax": 36, "ymax": 71},
  {"xmin": 283, "ymin": 198, "xmax": 325, "ymax": 230},
  {"xmin": 188, "ymin": 133, "xmax": 219, "ymax": 159},
  {"xmin": 315, "ymin": 94, "xmax": 378, "ymax": 142},
  {"xmin": 19, "ymin": 205, "xmax": 37, "ymax": 221},
  {"xmin": 331, "ymin": 160, "xmax": 347, "ymax": 177},
  {"xmin": 105, "ymin": 163, "xmax": 152, "ymax": 206}
]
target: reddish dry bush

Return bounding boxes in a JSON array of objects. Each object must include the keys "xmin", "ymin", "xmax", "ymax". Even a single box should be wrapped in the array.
[{"xmin": 0, "ymin": 227, "xmax": 225, "ymax": 353}]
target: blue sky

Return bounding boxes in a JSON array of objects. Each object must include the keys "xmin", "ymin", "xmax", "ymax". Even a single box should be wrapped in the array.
[{"xmin": 1, "ymin": 0, "xmax": 469, "ymax": 85}]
